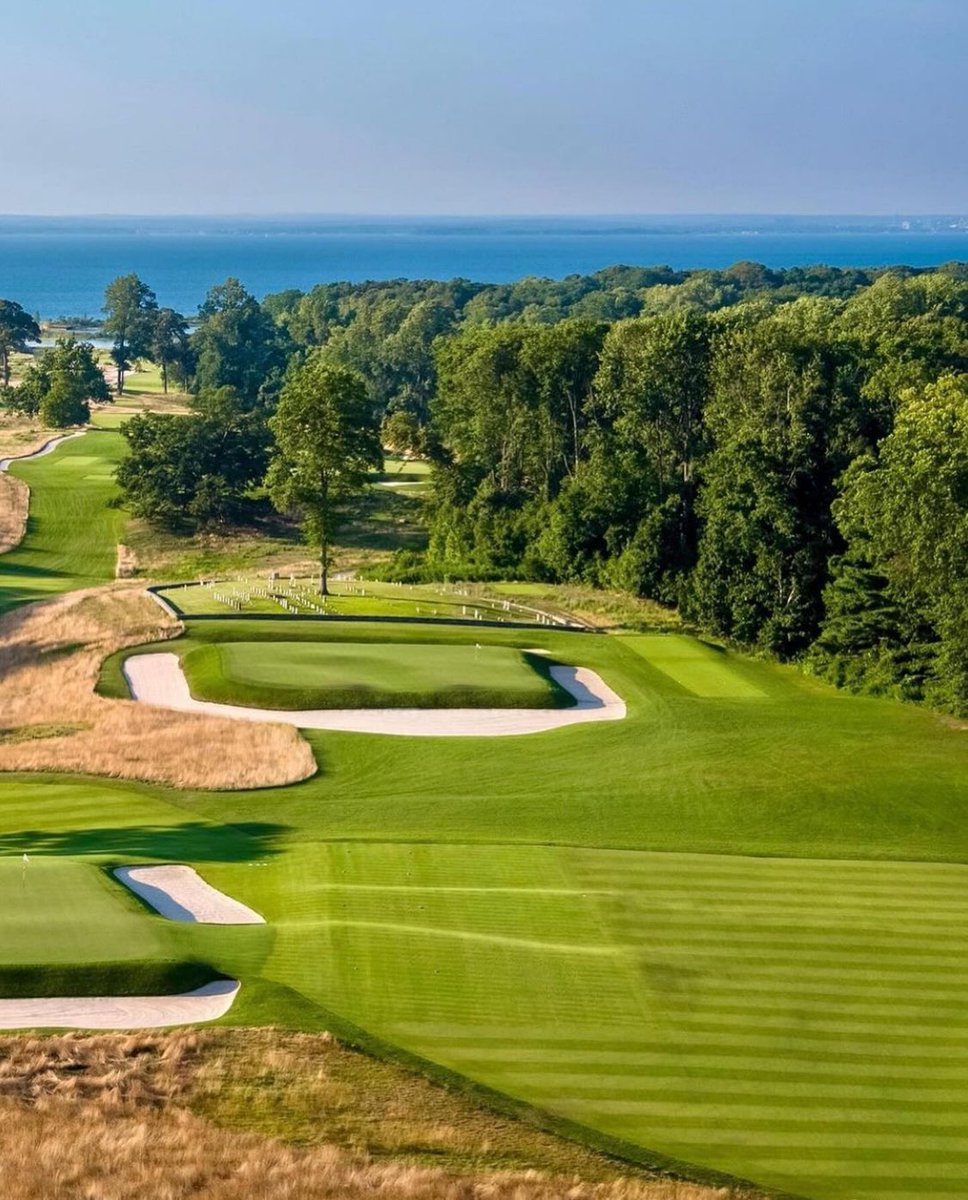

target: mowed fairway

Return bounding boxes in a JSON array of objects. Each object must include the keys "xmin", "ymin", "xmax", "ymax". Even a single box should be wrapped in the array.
[
  {"xmin": 255, "ymin": 844, "xmax": 968, "ymax": 1200},
  {"xmin": 182, "ymin": 641, "xmax": 569, "ymax": 709},
  {"xmin": 0, "ymin": 432, "xmax": 125, "ymax": 613},
  {"xmin": 3, "ymin": 439, "xmax": 968, "ymax": 1198}
]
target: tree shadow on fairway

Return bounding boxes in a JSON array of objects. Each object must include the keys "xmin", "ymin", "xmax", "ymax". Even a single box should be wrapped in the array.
[{"xmin": 0, "ymin": 820, "xmax": 288, "ymax": 863}]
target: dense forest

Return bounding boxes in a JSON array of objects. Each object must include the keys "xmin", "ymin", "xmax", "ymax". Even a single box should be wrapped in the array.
[{"xmin": 2, "ymin": 260, "xmax": 967, "ymax": 714}]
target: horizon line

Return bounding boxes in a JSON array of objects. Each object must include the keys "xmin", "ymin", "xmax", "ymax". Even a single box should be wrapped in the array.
[{"xmin": 2, "ymin": 210, "xmax": 968, "ymax": 221}]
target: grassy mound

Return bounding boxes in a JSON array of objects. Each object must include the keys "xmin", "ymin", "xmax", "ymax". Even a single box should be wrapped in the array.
[
  {"xmin": 0, "ymin": 960, "xmax": 224, "ymax": 999},
  {"xmin": 181, "ymin": 641, "xmax": 573, "ymax": 710}
]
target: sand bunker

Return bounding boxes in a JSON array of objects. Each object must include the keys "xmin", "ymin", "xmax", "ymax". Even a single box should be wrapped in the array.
[
  {"xmin": 0, "ymin": 431, "xmax": 86, "ymax": 473},
  {"xmin": 124, "ymin": 652, "xmax": 626, "ymax": 737},
  {"xmin": 114, "ymin": 865, "xmax": 265, "ymax": 924},
  {"xmin": 0, "ymin": 980, "xmax": 239, "ymax": 1030}
]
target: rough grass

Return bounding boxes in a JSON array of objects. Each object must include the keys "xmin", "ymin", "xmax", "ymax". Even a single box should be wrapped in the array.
[
  {"xmin": 0, "ymin": 586, "xmax": 315, "ymax": 789},
  {"xmin": 182, "ymin": 641, "xmax": 571, "ymax": 710},
  {"xmin": 0, "ymin": 414, "xmax": 56, "ymax": 460},
  {"xmin": 479, "ymin": 583, "xmax": 682, "ymax": 633},
  {"xmin": 0, "ymin": 474, "xmax": 28, "ymax": 554},
  {"xmin": 0, "ymin": 1028, "xmax": 745, "ymax": 1200}
]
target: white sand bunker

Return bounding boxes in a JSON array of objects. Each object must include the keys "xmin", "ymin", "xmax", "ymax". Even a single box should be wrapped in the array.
[
  {"xmin": 115, "ymin": 865, "xmax": 265, "ymax": 924},
  {"xmin": 124, "ymin": 652, "xmax": 626, "ymax": 737},
  {"xmin": 0, "ymin": 979, "xmax": 239, "ymax": 1030}
]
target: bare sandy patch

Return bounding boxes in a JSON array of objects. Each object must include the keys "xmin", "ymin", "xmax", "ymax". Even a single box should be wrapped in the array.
[
  {"xmin": 115, "ymin": 865, "xmax": 264, "ymax": 924},
  {"xmin": 124, "ymin": 652, "xmax": 626, "ymax": 737},
  {"xmin": 115, "ymin": 543, "xmax": 138, "ymax": 578},
  {"xmin": 0, "ymin": 475, "xmax": 28, "ymax": 555},
  {"xmin": 0, "ymin": 586, "xmax": 316, "ymax": 789},
  {"xmin": 0, "ymin": 981, "xmax": 239, "ymax": 1031}
]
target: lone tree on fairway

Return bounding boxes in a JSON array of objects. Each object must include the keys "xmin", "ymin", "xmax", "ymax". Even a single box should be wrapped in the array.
[
  {"xmin": 0, "ymin": 300, "xmax": 41, "ymax": 389},
  {"xmin": 267, "ymin": 354, "xmax": 382, "ymax": 595},
  {"xmin": 103, "ymin": 274, "xmax": 157, "ymax": 394}
]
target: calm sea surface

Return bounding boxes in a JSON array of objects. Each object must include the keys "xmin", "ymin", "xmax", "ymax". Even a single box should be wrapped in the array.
[{"xmin": 2, "ymin": 216, "xmax": 967, "ymax": 317}]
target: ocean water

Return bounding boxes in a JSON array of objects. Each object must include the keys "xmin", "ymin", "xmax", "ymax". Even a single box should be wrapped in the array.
[{"xmin": 1, "ymin": 215, "xmax": 966, "ymax": 318}]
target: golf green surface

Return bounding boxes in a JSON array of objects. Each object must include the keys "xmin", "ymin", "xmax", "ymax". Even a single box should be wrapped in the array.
[
  {"xmin": 181, "ymin": 641, "xmax": 570, "ymax": 709},
  {"xmin": 4, "ymin": 431, "xmax": 968, "ymax": 1199}
]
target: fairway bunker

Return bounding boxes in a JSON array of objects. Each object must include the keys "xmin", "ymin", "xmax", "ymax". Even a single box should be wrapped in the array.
[
  {"xmin": 114, "ymin": 865, "xmax": 265, "ymax": 924},
  {"xmin": 123, "ymin": 652, "xmax": 626, "ymax": 736},
  {"xmin": 0, "ymin": 979, "xmax": 240, "ymax": 1030}
]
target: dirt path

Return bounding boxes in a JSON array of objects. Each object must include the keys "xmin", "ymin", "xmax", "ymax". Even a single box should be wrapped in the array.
[
  {"xmin": 115, "ymin": 865, "xmax": 265, "ymax": 924},
  {"xmin": 123, "ymin": 652, "xmax": 626, "ymax": 737},
  {"xmin": 0, "ymin": 980, "xmax": 240, "ymax": 1030}
]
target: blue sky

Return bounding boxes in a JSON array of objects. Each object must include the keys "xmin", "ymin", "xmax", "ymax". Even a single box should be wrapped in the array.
[{"xmin": 2, "ymin": 0, "xmax": 965, "ymax": 214}]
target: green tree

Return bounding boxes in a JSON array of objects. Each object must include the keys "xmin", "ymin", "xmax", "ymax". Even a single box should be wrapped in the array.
[
  {"xmin": 590, "ymin": 310, "xmax": 712, "ymax": 599},
  {"xmin": 103, "ymin": 274, "xmax": 158, "ymax": 394},
  {"xmin": 9, "ymin": 339, "xmax": 109, "ymax": 425},
  {"xmin": 0, "ymin": 300, "xmax": 41, "ymax": 388},
  {"xmin": 833, "ymin": 375, "xmax": 968, "ymax": 711},
  {"xmin": 266, "ymin": 354, "xmax": 382, "ymax": 595},
  {"xmin": 689, "ymin": 300, "xmax": 869, "ymax": 655},
  {"xmin": 192, "ymin": 278, "xmax": 285, "ymax": 403},
  {"xmin": 117, "ymin": 388, "xmax": 270, "ymax": 529},
  {"xmin": 151, "ymin": 308, "xmax": 190, "ymax": 394}
]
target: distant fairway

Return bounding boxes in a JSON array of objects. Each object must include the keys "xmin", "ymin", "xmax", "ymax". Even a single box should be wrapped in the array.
[
  {"xmin": 0, "ymin": 432, "xmax": 125, "ymax": 613},
  {"xmin": 182, "ymin": 641, "xmax": 570, "ymax": 709}
]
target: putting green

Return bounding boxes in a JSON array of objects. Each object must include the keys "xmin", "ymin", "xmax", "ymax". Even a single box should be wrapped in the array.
[
  {"xmin": 182, "ymin": 641, "xmax": 570, "ymax": 710},
  {"xmin": 0, "ymin": 858, "xmax": 168, "ymax": 967}
]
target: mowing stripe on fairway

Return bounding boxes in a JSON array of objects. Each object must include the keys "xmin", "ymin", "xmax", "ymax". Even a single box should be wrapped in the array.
[
  {"xmin": 252, "ymin": 841, "xmax": 968, "ymax": 1200},
  {"xmin": 619, "ymin": 634, "xmax": 767, "ymax": 698},
  {"xmin": 0, "ymin": 431, "xmax": 125, "ymax": 613}
]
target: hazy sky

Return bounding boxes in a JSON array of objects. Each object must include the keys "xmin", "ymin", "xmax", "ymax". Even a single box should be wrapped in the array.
[{"xmin": 2, "ymin": 0, "xmax": 965, "ymax": 214}]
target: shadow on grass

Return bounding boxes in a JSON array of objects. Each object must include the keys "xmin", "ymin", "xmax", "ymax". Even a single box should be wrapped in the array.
[{"xmin": 0, "ymin": 820, "xmax": 288, "ymax": 863}]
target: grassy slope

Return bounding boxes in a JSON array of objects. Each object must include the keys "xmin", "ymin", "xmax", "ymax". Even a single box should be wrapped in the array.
[
  {"xmin": 0, "ymin": 431, "xmax": 125, "ymax": 613},
  {"xmin": 183, "ymin": 641, "xmax": 570, "ymax": 710},
  {"xmin": 4, "ymin": 432, "xmax": 968, "ymax": 1197}
]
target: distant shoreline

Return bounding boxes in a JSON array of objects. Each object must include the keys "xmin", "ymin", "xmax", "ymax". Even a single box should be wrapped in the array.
[{"xmin": 2, "ymin": 215, "xmax": 966, "ymax": 318}]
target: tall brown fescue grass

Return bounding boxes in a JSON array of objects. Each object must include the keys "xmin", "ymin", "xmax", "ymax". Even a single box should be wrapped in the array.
[
  {"xmin": 0, "ymin": 586, "xmax": 316, "ymax": 788},
  {"xmin": 0, "ymin": 415, "xmax": 54, "ymax": 461},
  {"xmin": 0, "ymin": 475, "xmax": 28, "ymax": 554},
  {"xmin": 0, "ymin": 1029, "xmax": 749, "ymax": 1200}
]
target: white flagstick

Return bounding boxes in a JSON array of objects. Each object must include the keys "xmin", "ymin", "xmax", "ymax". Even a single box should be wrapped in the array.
[{"xmin": 21, "ymin": 852, "xmax": 28, "ymax": 889}]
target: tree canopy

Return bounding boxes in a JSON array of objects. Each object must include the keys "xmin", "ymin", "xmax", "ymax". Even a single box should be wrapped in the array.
[
  {"xmin": 0, "ymin": 300, "xmax": 41, "ymax": 388},
  {"xmin": 266, "ymin": 354, "xmax": 382, "ymax": 594},
  {"xmin": 7, "ymin": 339, "xmax": 110, "ymax": 426}
]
